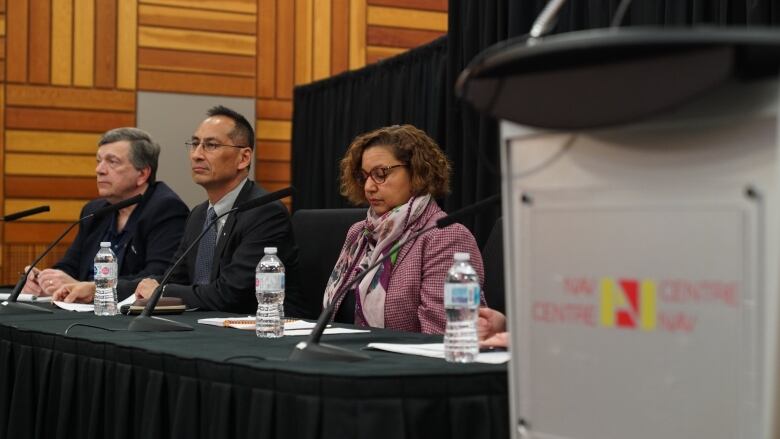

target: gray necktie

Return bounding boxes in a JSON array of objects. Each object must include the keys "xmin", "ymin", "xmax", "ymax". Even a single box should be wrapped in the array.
[{"xmin": 194, "ymin": 207, "xmax": 217, "ymax": 285}]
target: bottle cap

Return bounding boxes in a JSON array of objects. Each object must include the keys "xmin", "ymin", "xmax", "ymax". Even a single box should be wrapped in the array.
[
  {"xmin": 100, "ymin": 242, "xmax": 111, "ymax": 248},
  {"xmin": 264, "ymin": 247, "xmax": 278, "ymax": 254},
  {"xmin": 453, "ymin": 252, "xmax": 470, "ymax": 261}
]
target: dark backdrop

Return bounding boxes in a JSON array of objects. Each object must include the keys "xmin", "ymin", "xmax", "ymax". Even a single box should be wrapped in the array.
[{"xmin": 292, "ymin": 0, "xmax": 778, "ymax": 245}]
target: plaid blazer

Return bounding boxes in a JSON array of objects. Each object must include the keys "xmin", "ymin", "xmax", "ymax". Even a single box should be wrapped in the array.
[{"xmin": 334, "ymin": 201, "xmax": 485, "ymax": 334}]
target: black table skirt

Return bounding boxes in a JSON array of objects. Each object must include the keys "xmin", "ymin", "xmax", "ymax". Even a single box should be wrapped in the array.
[{"xmin": 0, "ymin": 309, "xmax": 508, "ymax": 439}]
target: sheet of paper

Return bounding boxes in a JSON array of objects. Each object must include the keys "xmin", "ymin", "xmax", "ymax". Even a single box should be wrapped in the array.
[
  {"xmin": 366, "ymin": 342, "xmax": 510, "ymax": 364},
  {"xmin": 0, "ymin": 293, "xmax": 52, "ymax": 303},
  {"xmin": 196, "ymin": 317, "xmax": 369, "ymax": 335},
  {"xmin": 53, "ymin": 301, "xmax": 95, "ymax": 312},
  {"xmin": 119, "ymin": 295, "xmax": 136, "ymax": 307}
]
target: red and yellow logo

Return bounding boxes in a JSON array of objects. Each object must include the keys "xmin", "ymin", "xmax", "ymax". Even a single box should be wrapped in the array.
[{"xmin": 599, "ymin": 278, "xmax": 656, "ymax": 330}]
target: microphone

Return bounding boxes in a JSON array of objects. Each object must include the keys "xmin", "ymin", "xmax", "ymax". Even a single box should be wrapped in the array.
[
  {"xmin": 529, "ymin": 0, "xmax": 567, "ymax": 40},
  {"xmin": 2, "ymin": 205, "xmax": 50, "ymax": 222},
  {"xmin": 0, "ymin": 195, "xmax": 143, "ymax": 314},
  {"xmin": 127, "ymin": 186, "xmax": 295, "ymax": 332},
  {"xmin": 289, "ymin": 194, "xmax": 501, "ymax": 362}
]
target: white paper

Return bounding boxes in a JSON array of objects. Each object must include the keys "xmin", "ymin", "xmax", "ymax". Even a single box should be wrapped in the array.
[
  {"xmin": 0, "ymin": 293, "xmax": 52, "ymax": 303},
  {"xmin": 196, "ymin": 317, "xmax": 369, "ymax": 336},
  {"xmin": 366, "ymin": 342, "xmax": 510, "ymax": 364},
  {"xmin": 118, "ymin": 295, "xmax": 136, "ymax": 307},
  {"xmin": 53, "ymin": 301, "xmax": 95, "ymax": 312}
]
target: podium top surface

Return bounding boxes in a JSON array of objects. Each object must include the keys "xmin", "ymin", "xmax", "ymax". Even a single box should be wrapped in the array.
[{"xmin": 457, "ymin": 27, "xmax": 780, "ymax": 129}]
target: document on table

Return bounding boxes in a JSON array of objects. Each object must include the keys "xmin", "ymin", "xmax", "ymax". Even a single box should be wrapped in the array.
[
  {"xmin": 0, "ymin": 293, "xmax": 52, "ymax": 303},
  {"xmin": 366, "ymin": 343, "xmax": 510, "ymax": 364},
  {"xmin": 54, "ymin": 294, "xmax": 136, "ymax": 312},
  {"xmin": 197, "ymin": 317, "xmax": 370, "ymax": 336}
]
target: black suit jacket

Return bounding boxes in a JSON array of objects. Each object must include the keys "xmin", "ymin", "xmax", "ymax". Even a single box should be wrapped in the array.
[
  {"xmin": 123, "ymin": 180, "xmax": 303, "ymax": 315},
  {"xmin": 53, "ymin": 181, "xmax": 189, "ymax": 282}
]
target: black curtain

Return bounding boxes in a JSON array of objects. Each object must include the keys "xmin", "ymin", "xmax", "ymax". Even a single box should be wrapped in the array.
[
  {"xmin": 291, "ymin": 37, "xmax": 447, "ymax": 211},
  {"xmin": 292, "ymin": 0, "xmax": 778, "ymax": 244}
]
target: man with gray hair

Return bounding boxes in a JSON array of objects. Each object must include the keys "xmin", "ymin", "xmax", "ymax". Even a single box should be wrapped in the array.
[{"xmin": 23, "ymin": 127, "xmax": 189, "ymax": 295}]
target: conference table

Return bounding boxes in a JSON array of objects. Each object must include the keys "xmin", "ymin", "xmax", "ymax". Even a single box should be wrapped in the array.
[{"xmin": 0, "ymin": 305, "xmax": 508, "ymax": 439}]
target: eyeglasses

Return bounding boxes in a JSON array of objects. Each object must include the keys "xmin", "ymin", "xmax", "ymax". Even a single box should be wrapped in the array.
[
  {"xmin": 185, "ymin": 139, "xmax": 248, "ymax": 153},
  {"xmin": 356, "ymin": 164, "xmax": 407, "ymax": 185}
]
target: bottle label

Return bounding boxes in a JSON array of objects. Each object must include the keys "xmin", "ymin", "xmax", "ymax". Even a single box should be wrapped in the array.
[
  {"xmin": 94, "ymin": 262, "xmax": 117, "ymax": 279},
  {"xmin": 256, "ymin": 272, "xmax": 284, "ymax": 291},
  {"xmin": 444, "ymin": 283, "xmax": 480, "ymax": 307}
]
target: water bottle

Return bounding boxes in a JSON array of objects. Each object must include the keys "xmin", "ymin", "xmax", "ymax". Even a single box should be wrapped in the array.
[
  {"xmin": 93, "ymin": 242, "xmax": 118, "ymax": 316},
  {"xmin": 255, "ymin": 247, "xmax": 285, "ymax": 338},
  {"xmin": 444, "ymin": 252, "xmax": 480, "ymax": 363}
]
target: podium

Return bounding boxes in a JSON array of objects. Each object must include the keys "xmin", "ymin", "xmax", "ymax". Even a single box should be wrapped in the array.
[{"xmin": 458, "ymin": 28, "xmax": 780, "ymax": 439}]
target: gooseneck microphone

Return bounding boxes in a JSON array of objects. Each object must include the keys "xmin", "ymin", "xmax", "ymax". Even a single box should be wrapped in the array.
[
  {"xmin": 127, "ymin": 186, "xmax": 295, "ymax": 332},
  {"xmin": 2, "ymin": 205, "xmax": 50, "ymax": 222},
  {"xmin": 289, "ymin": 194, "xmax": 501, "ymax": 362},
  {"xmin": 0, "ymin": 195, "xmax": 143, "ymax": 315}
]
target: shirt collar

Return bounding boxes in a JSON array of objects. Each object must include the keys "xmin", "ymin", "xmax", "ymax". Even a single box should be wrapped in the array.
[{"xmin": 209, "ymin": 177, "xmax": 248, "ymax": 216}]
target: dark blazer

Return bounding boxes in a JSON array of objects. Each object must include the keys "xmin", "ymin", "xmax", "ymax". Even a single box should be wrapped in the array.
[
  {"xmin": 127, "ymin": 180, "xmax": 303, "ymax": 315},
  {"xmin": 53, "ymin": 181, "xmax": 189, "ymax": 282}
]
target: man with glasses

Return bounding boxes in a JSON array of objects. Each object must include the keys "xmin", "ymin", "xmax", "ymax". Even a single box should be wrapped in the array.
[
  {"xmin": 56, "ymin": 106, "xmax": 304, "ymax": 316},
  {"xmin": 28, "ymin": 127, "xmax": 189, "ymax": 296}
]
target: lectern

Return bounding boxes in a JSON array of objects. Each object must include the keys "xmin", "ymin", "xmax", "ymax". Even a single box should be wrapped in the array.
[{"xmin": 458, "ymin": 28, "xmax": 780, "ymax": 439}]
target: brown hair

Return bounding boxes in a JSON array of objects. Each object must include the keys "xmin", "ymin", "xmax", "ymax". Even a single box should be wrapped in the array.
[{"xmin": 339, "ymin": 124, "xmax": 451, "ymax": 205}]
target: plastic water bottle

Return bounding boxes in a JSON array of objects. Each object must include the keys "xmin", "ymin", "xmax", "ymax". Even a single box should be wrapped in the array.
[
  {"xmin": 444, "ymin": 252, "xmax": 480, "ymax": 363},
  {"xmin": 255, "ymin": 247, "xmax": 285, "ymax": 338},
  {"xmin": 93, "ymin": 242, "xmax": 118, "ymax": 316}
]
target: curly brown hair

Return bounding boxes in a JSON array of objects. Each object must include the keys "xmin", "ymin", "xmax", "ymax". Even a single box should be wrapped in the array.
[{"xmin": 339, "ymin": 125, "xmax": 451, "ymax": 205}]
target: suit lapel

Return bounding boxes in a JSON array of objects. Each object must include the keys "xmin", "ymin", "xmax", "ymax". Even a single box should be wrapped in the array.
[
  {"xmin": 187, "ymin": 202, "xmax": 208, "ymax": 280},
  {"xmin": 211, "ymin": 180, "xmax": 254, "ymax": 279}
]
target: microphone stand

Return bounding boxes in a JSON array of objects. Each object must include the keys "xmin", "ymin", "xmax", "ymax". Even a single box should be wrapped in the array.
[
  {"xmin": 126, "ymin": 207, "xmax": 238, "ymax": 332},
  {"xmin": 290, "ymin": 194, "xmax": 501, "ymax": 362},
  {"xmin": 127, "ymin": 186, "xmax": 295, "ymax": 332},
  {"xmin": 0, "ymin": 196, "xmax": 142, "ymax": 314},
  {"xmin": 289, "ymin": 224, "xmax": 437, "ymax": 362}
]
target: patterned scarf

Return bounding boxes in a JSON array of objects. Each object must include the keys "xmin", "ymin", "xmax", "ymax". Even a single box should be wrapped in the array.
[{"xmin": 323, "ymin": 194, "xmax": 431, "ymax": 327}]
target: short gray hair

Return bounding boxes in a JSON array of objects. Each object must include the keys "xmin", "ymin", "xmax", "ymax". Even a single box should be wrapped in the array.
[{"xmin": 98, "ymin": 127, "xmax": 161, "ymax": 184}]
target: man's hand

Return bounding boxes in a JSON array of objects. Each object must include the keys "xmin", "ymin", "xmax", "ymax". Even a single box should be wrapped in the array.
[
  {"xmin": 52, "ymin": 282, "xmax": 96, "ymax": 303},
  {"xmin": 477, "ymin": 307, "xmax": 507, "ymax": 341},
  {"xmin": 22, "ymin": 266, "xmax": 43, "ymax": 295},
  {"xmin": 135, "ymin": 278, "xmax": 160, "ymax": 299},
  {"xmin": 37, "ymin": 269, "xmax": 77, "ymax": 296}
]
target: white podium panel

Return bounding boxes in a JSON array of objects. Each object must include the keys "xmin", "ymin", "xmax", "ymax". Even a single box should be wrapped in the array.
[{"xmin": 502, "ymin": 80, "xmax": 780, "ymax": 439}]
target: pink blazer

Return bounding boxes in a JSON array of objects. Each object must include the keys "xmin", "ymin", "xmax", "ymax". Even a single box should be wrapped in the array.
[{"xmin": 333, "ymin": 202, "xmax": 485, "ymax": 334}]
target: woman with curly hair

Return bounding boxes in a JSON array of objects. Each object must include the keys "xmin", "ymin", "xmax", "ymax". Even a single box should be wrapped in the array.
[{"xmin": 323, "ymin": 125, "xmax": 485, "ymax": 334}]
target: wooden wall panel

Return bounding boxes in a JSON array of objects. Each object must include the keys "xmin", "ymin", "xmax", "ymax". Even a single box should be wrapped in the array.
[
  {"xmin": 6, "ymin": 0, "xmax": 28, "ymax": 82},
  {"xmin": 331, "ymin": 0, "xmax": 350, "ymax": 75},
  {"xmin": 6, "ymin": 176, "xmax": 97, "ymax": 199},
  {"xmin": 257, "ymin": 0, "xmax": 276, "ymax": 98},
  {"xmin": 367, "ymin": 0, "xmax": 447, "ymax": 11},
  {"xmin": 28, "ymin": 0, "xmax": 51, "ymax": 84},
  {"xmin": 73, "ymin": 0, "xmax": 96, "ymax": 87},
  {"xmin": 117, "ymin": 0, "xmax": 138, "ymax": 89},
  {"xmin": 95, "ymin": 0, "xmax": 118, "ymax": 88}
]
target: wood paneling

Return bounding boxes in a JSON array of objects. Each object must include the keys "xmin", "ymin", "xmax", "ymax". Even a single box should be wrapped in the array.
[
  {"xmin": 331, "ymin": 0, "xmax": 350, "ymax": 75},
  {"xmin": 4, "ymin": 199, "xmax": 88, "ymax": 221},
  {"xmin": 95, "ymin": 0, "xmax": 118, "ymax": 88},
  {"xmin": 139, "ymin": 26, "xmax": 256, "ymax": 56},
  {"xmin": 117, "ymin": 0, "xmax": 138, "ymax": 89},
  {"xmin": 138, "ymin": 70, "xmax": 255, "ymax": 97},
  {"xmin": 73, "ymin": 0, "xmax": 96, "ymax": 87},
  {"xmin": 276, "ymin": 0, "xmax": 294, "ymax": 99},
  {"xmin": 6, "ymin": 0, "xmax": 28, "ymax": 82},
  {"xmin": 366, "ymin": 45, "xmax": 406, "ymax": 63},
  {"xmin": 6, "ymin": 108, "xmax": 135, "ymax": 133},
  {"xmin": 256, "ymin": 120, "xmax": 292, "ymax": 141},
  {"xmin": 6, "ymin": 130, "xmax": 100, "ymax": 154},
  {"xmin": 137, "ymin": 0, "xmax": 256, "ymax": 14},
  {"xmin": 257, "ymin": 141, "xmax": 291, "ymax": 161},
  {"xmin": 6, "ymin": 176, "xmax": 97, "ymax": 199},
  {"xmin": 366, "ymin": 5, "xmax": 447, "ymax": 31},
  {"xmin": 139, "ymin": 4, "xmax": 256, "ymax": 34},
  {"xmin": 257, "ymin": 0, "xmax": 276, "ymax": 97},
  {"xmin": 367, "ymin": 25, "xmax": 443, "ymax": 48},
  {"xmin": 4, "ymin": 223, "xmax": 78, "ymax": 243},
  {"xmin": 51, "ymin": 0, "xmax": 74, "ymax": 86},
  {"xmin": 367, "ymin": 0, "xmax": 447, "ymax": 11},
  {"xmin": 139, "ymin": 48, "xmax": 255, "ymax": 77},
  {"xmin": 313, "ymin": 0, "xmax": 332, "ymax": 80},
  {"xmin": 256, "ymin": 160, "xmax": 291, "ymax": 181},
  {"xmin": 6, "ymin": 154, "xmax": 96, "ymax": 177},
  {"xmin": 349, "ymin": 0, "xmax": 367, "ymax": 69},
  {"xmin": 28, "ymin": 0, "xmax": 51, "ymax": 84},
  {"xmin": 6, "ymin": 85, "xmax": 136, "ymax": 111},
  {"xmin": 257, "ymin": 99, "xmax": 292, "ymax": 120}
]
